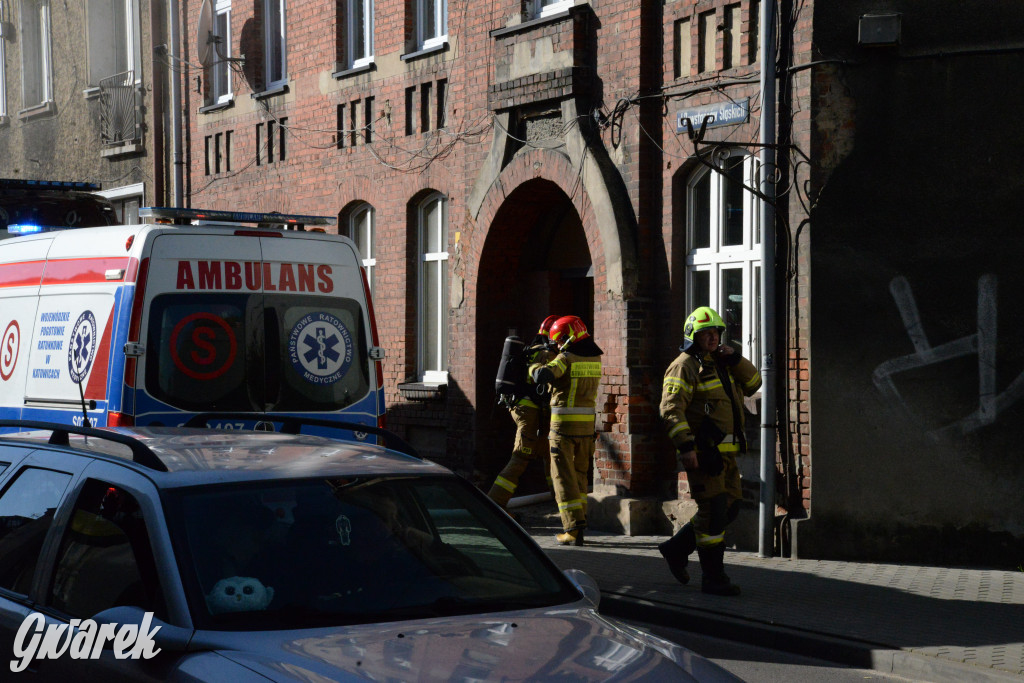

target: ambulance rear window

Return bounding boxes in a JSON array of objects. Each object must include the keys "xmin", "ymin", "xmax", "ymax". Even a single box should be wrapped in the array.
[{"xmin": 145, "ymin": 293, "xmax": 369, "ymax": 412}]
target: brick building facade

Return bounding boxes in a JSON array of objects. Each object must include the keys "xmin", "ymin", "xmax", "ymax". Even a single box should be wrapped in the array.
[{"xmin": 177, "ymin": 0, "xmax": 1024, "ymax": 567}]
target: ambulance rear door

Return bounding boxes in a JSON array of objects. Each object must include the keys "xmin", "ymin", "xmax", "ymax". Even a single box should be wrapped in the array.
[{"xmin": 135, "ymin": 230, "xmax": 378, "ymax": 432}]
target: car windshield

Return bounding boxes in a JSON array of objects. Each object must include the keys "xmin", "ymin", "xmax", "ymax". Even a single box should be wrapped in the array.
[{"xmin": 167, "ymin": 476, "xmax": 579, "ymax": 630}]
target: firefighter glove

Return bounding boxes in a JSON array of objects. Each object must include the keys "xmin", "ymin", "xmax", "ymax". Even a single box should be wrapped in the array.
[{"xmin": 697, "ymin": 447, "xmax": 724, "ymax": 477}]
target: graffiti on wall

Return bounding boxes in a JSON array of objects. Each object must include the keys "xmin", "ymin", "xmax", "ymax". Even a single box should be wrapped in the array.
[{"xmin": 873, "ymin": 274, "xmax": 1022, "ymax": 440}]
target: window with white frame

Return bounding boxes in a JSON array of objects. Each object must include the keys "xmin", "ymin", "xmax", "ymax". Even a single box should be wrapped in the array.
[
  {"xmin": 533, "ymin": 0, "xmax": 572, "ymax": 19},
  {"xmin": 20, "ymin": 0, "xmax": 52, "ymax": 108},
  {"xmin": 417, "ymin": 193, "xmax": 448, "ymax": 382},
  {"xmin": 348, "ymin": 203, "xmax": 376, "ymax": 295},
  {"xmin": 87, "ymin": 0, "xmax": 140, "ymax": 86},
  {"xmin": 347, "ymin": 0, "xmax": 373, "ymax": 68},
  {"xmin": 263, "ymin": 0, "xmax": 287, "ymax": 88},
  {"xmin": 416, "ymin": 0, "xmax": 446, "ymax": 51},
  {"xmin": 686, "ymin": 152, "xmax": 762, "ymax": 365},
  {"xmin": 210, "ymin": 0, "xmax": 232, "ymax": 103}
]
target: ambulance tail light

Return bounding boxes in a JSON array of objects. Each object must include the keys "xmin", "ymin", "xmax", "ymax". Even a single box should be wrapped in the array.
[
  {"xmin": 107, "ymin": 412, "xmax": 135, "ymax": 427},
  {"xmin": 124, "ymin": 257, "xmax": 150, "ymax": 389},
  {"xmin": 359, "ymin": 267, "xmax": 384, "ymax": 392}
]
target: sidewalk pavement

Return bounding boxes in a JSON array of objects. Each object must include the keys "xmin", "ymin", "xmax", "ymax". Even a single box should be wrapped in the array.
[{"xmin": 524, "ymin": 524, "xmax": 1024, "ymax": 682}]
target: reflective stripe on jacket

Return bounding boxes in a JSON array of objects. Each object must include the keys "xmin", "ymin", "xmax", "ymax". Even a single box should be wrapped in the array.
[{"xmin": 659, "ymin": 351, "xmax": 761, "ymax": 451}]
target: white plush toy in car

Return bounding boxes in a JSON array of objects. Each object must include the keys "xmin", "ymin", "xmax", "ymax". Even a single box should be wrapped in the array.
[{"xmin": 206, "ymin": 577, "xmax": 275, "ymax": 615}]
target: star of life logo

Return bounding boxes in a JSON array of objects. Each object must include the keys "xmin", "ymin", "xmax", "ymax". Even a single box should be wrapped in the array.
[
  {"xmin": 10, "ymin": 612, "xmax": 161, "ymax": 673},
  {"xmin": 67, "ymin": 310, "xmax": 97, "ymax": 384},
  {"xmin": 288, "ymin": 312, "xmax": 353, "ymax": 386}
]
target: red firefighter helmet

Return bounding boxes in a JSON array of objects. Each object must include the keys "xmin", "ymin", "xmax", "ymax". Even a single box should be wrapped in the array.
[
  {"xmin": 538, "ymin": 315, "xmax": 560, "ymax": 337},
  {"xmin": 549, "ymin": 315, "xmax": 590, "ymax": 350}
]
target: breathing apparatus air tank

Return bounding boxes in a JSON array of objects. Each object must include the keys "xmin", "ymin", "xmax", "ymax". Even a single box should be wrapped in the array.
[{"xmin": 494, "ymin": 335, "xmax": 526, "ymax": 400}]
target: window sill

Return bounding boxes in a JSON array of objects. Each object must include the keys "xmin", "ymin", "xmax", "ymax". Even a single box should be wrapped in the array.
[
  {"xmin": 251, "ymin": 83, "xmax": 289, "ymax": 100},
  {"xmin": 83, "ymin": 86, "xmax": 102, "ymax": 100},
  {"xmin": 101, "ymin": 141, "xmax": 144, "ymax": 158},
  {"xmin": 0, "ymin": 115, "xmax": 8, "ymax": 128},
  {"xmin": 490, "ymin": 6, "xmax": 576, "ymax": 38},
  {"xmin": 333, "ymin": 61, "xmax": 376, "ymax": 80},
  {"xmin": 398, "ymin": 382, "xmax": 447, "ymax": 402},
  {"xmin": 199, "ymin": 99, "xmax": 235, "ymax": 114},
  {"xmin": 400, "ymin": 42, "xmax": 449, "ymax": 63},
  {"xmin": 17, "ymin": 100, "xmax": 57, "ymax": 121}
]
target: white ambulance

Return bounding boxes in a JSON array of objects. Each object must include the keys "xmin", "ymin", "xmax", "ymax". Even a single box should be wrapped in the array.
[{"xmin": 0, "ymin": 206, "xmax": 385, "ymax": 436}]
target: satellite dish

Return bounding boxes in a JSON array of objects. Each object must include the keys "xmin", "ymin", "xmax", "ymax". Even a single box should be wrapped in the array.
[{"xmin": 197, "ymin": 0, "xmax": 214, "ymax": 68}]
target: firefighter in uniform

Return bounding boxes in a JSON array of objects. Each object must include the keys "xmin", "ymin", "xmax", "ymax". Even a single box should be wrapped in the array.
[
  {"xmin": 487, "ymin": 316, "xmax": 559, "ymax": 511},
  {"xmin": 659, "ymin": 306, "xmax": 761, "ymax": 595},
  {"xmin": 530, "ymin": 316, "xmax": 603, "ymax": 546}
]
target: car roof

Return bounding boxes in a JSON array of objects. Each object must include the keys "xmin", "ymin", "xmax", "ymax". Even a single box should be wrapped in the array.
[{"xmin": 0, "ymin": 424, "xmax": 447, "ymax": 487}]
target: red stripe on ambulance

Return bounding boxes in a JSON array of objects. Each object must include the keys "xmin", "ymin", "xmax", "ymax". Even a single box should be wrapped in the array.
[
  {"xmin": 85, "ymin": 304, "xmax": 115, "ymax": 399},
  {"xmin": 42, "ymin": 257, "xmax": 135, "ymax": 285},
  {"xmin": 0, "ymin": 260, "xmax": 46, "ymax": 288},
  {"xmin": 175, "ymin": 261, "xmax": 334, "ymax": 293}
]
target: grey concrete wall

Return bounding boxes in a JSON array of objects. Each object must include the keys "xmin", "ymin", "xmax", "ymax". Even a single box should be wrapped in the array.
[
  {"xmin": 0, "ymin": 1, "xmax": 160, "ymax": 199},
  {"xmin": 795, "ymin": 1, "xmax": 1024, "ymax": 566}
]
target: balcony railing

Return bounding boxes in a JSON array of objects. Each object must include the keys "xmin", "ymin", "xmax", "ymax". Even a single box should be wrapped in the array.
[{"xmin": 99, "ymin": 70, "xmax": 140, "ymax": 146}]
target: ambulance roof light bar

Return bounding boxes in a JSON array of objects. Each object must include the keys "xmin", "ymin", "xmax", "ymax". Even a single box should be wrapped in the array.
[
  {"xmin": 6, "ymin": 224, "xmax": 77, "ymax": 235},
  {"xmin": 140, "ymin": 207, "xmax": 336, "ymax": 230},
  {"xmin": 0, "ymin": 178, "xmax": 103, "ymax": 192}
]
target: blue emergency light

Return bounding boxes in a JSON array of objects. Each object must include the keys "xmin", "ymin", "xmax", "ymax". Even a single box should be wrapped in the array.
[{"xmin": 5, "ymin": 223, "xmax": 70, "ymax": 235}]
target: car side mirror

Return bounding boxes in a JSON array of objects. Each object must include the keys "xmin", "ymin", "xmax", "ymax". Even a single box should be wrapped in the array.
[
  {"xmin": 563, "ymin": 568, "xmax": 601, "ymax": 608},
  {"xmin": 92, "ymin": 605, "xmax": 193, "ymax": 652}
]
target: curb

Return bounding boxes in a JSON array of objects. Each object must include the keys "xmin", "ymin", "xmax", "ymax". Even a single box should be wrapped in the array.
[{"xmin": 598, "ymin": 592, "xmax": 1023, "ymax": 683}]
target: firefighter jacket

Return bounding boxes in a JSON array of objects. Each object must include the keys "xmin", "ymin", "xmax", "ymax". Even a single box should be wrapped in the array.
[
  {"xmin": 530, "ymin": 345, "xmax": 602, "ymax": 437},
  {"xmin": 518, "ymin": 345, "xmax": 555, "ymax": 409},
  {"xmin": 660, "ymin": 347, "xmax": 761, "ymax": 453}
]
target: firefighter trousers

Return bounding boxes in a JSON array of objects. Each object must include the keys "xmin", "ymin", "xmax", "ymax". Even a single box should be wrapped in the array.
[
  {"xmin": 488, "ymin": 404, "xmax": 549, "ymax": 507},
  {"xmin": 549, "ymin": 432, "xmax": 593, "ymax": 532},
  {"xmin": 685, "ymin": 448, "xmax": 742, "ymax": 549}
]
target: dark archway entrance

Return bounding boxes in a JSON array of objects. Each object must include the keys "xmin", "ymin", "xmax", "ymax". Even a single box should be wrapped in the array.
[{"xmin": 474, "ymin": 179, "xmax": 593, "ymax": 492}]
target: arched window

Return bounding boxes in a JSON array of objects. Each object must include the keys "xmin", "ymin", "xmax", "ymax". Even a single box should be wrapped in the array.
[
  {"xmin": 686, "ymin": 151, "xmax": 762, "ymax": 363},
  {"xmin": 347, "ymin": 203, "xmax": 376, "ymax": 295},
  {"xmin": 417, "ymin": 193, "xmax": 448, "ymax": 382}
]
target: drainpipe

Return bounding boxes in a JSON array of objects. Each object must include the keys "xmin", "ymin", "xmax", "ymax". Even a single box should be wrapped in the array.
[
  {"xmin": 757, "ymin": 0, "xmax": 778, "ymax": 558},
  {"xmin": 169, "ymin": 0, "xmax": 184, "ymax": 206},
  {"xmin": 150, "ymin": 2, "xmax": 164, "ymax": 205}
]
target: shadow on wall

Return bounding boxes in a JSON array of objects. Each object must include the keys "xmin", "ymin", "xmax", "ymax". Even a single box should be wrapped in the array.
[{"xmin": 385, "ymin": 375, "xmax": 480, "ymax": 480}]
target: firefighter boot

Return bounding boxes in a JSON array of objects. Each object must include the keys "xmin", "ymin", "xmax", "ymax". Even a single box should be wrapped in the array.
[
  {"xmin": 697, "ymin": 545, "xmax": 741, "ymax": 596},
  {"xmin": 658, "ymin": 523, "xmax": 696, "ymax": 585},
  {"xmin": 555, "ymin": 529, "xmax": 585, "ymax": 546}
]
